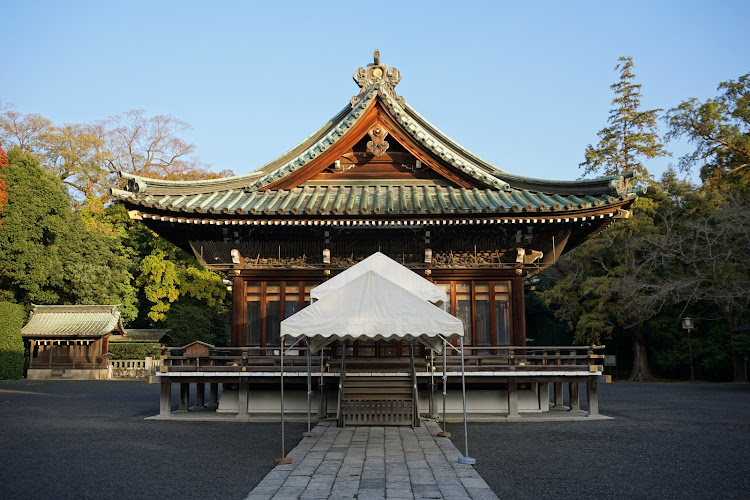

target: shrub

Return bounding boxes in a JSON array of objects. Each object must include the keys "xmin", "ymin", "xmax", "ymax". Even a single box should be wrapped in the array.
[{"xmin": 0, "ymin": 302, "xmax": 25, "ymax": 379}]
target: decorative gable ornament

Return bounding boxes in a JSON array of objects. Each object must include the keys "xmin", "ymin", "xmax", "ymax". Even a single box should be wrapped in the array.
[{"xmin": 351, "ymin": 49, "xmax": 404, "ymax": 107}]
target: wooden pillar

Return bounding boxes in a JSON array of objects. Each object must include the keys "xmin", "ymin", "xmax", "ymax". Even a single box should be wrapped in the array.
[
  {"xmin": 160, "ymin": 378, "xmax": 172, "ymax": 416},
  {"xmin": 209, "ymin": 383, "xmax": 219, "ymax": 406},
  {"xmin": 554, "ymin": 382, "xmax": 564, "ymax": 408},
  {"xmin": 29, "ymin": 340, "xmax": 36, "ymax": 369},
  {"xmin": 587, "ymin": 377, "xmax": 599, "ymax": 416},
  {"xmin": 238, "ymin": 377, "xmax": 249, "ymax": 417},
  {"xmin": 538, "ymin": 382, "xmax": 550, "ymax": 412},
  {"xmin": 196, "ymin": 383, "xmax": 206, "ymax": 408},
  {"xmin": 179, "ymin": 383, "xmax": 190, "ymax": 412},
  {"xmin": 507, "ymin": 377, "xmax": 519, "ymax": 418},
  {"xmin": 231, "ymin": 275, "xmax": 247, "ymax": 347},
  {"xmin": 569, "ymin": 381, "xmax": 581, "ymax": 412},
  {"xmin": 511, "ymin": 276, "xmax": 527, "ymax": 346}
]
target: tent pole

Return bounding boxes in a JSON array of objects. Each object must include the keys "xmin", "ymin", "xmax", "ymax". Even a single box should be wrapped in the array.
[
  {"xmin": 457, "ymin": 335, "xmax": 475, "ymax": 464},
  {"xmin": 275, "ymin": 337, "xmax": 291, "ymax": 465},
  {"xmin": 430, "ymin": 349, "xmax": 435, "ymax": 418},
  {"xmin": 320, "ymin": 350, "xmax": 325, "ymax": 418},
  {"xmin": 437, "ymin": 338, "xmax": 450, "ymax": 438},
  {"xmin": 306, "ymin": 344, "xmax": 312, "ymax": 435},
  {"xmin": 443, "ymin": 341, "xmax": 447, "ymax": 432}
]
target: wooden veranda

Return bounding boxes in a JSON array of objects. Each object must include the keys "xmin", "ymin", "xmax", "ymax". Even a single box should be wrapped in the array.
[{"xmin": 154, "ymin": 343, "xmax": 606, "ymax": 421}]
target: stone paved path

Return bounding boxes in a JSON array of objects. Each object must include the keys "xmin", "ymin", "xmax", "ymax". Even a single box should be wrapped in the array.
[{"xmin": 245, "ymin": 420, "xmax": 498, "ymax": 500}]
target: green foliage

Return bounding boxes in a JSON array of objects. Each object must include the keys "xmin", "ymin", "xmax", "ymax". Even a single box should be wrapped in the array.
[
  {"xmin": 0, "ymin": 143, "xmax": 8, "ymax": 227},
  {"xmin": 665, "ymin": 73, "xmax": 750, "ymax": 190},
  {"xmin": 541, "ymin": 195, "xmax": 660, "ymax": 345},
  {"xmin": 163, "ymin": 296, "xmax": 231, "ymax": 347},
  {"xmin": 107, "ymin": 343, "xmax": 161, "ymax": 360},
  {"xmin": 137, "ymin": 250, "xmax": 179, "ymax": 322},
  {"xmin": 525, "ymin": 281, "xmax": 573, "ymax": 347},
  {"xmin": 581, "ymin": 57, "xmax": 669, "ymax": 184},
  {"xmin": 180, "ymin": 265, "xmax": 227, "ymax": 309},
  {"xmin": 0, "ymin": 149, "xmax": 138, "ymax": 317},
  {"xmin": 0, "ymin": 149, "xmax": 72, "ymax": 303},
  {"xmin": 0, "ymin": 301, "xmax": 25, "ymax": 379}
]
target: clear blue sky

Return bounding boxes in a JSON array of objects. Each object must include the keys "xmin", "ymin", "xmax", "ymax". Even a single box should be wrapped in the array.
[{"xmin": 2, "ymin": 0, "xmax": 748, "ymax": 183}]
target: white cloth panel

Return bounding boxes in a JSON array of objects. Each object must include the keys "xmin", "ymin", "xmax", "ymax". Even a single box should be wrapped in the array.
[
  {"xmin": 281, "ymin": 271, "xmax": 463, "ymax": 353},
  {"xmin": 309, "ymin": 252, "xmax": 447, "ymax": 306}
]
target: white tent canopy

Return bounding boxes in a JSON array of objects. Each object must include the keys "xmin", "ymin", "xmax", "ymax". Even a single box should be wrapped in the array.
[
  {"xmin": 309, "ymin": 252, "xmax": 448, "ymax": 306},
  {"xmin": 281, "ymin": 271, "xmax": 463, "ymax": 353}
]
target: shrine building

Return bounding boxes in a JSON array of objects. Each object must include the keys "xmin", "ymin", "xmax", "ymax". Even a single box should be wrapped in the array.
[{"xmin": 111, "ymin": 52, "xmax": 639, "ymax": 422}]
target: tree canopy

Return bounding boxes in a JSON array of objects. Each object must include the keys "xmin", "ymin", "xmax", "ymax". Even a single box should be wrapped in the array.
[
  {"xmin": 665, "ymin": 73, "xmax": 750, "ymax": 190},
  {"xmin": 0, "ymin": 148, "xmax": 138, "ymax": 318},
  {"xmin": 0, "ymin": 106, "xmax": 233, "ymax": 205},
  {"xmin": 580, "ymin": 56, "xmax": 669, "ymax": 184},
  {"xmin": 0, "ymin": 143, "xmax": 8, "ymax": 227}
]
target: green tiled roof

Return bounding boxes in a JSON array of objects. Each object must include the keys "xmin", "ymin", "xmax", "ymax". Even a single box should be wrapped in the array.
[
  {"xmin": 21, "ymin": 305, "xmax": 125, "ymax": 338},
  {"xmin": 111, "ymin": 54, "xmax": 641, "ymax": 217},
  {"xmin": 113, "ymin": 183, "xmax": 636, "ymax": 218}
]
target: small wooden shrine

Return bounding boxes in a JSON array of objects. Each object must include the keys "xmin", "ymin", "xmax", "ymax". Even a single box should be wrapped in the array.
[
  {"xmin": 22, "ymin": 305, "xmax": 124, "ymax": 380},
  {"xmin": 111, "ymin": 51, "xmax": 639, "ymax": 420}
]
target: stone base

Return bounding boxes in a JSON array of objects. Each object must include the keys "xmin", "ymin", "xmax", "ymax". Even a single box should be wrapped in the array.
[{"xmin": 26, "ymin": 368, "xmax": 108, "ymax": 380}]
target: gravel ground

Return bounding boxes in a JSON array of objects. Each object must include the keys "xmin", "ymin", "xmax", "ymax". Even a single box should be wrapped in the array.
[
  {"xmin": 448, "ymin": 382, "xmax": 750, "ymax": 500},
  {"xmin": 1, "ymin": 380, "xmax": 748, "ymax": 499},
  {"xmin": 0, "ymin": 380, "xmax": 304, "ymax": 500}
]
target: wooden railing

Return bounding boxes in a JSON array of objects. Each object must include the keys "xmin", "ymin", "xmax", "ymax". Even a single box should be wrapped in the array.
[
  {"xmin": 432, "ymin": 345, "xmax": 606, "ymax": 372},
  {"xmin": 158, "ymin": 344, "xmax": 605, "ymax": 375}
]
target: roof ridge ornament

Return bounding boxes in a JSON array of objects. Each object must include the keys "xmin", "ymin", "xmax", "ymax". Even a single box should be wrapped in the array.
[{"xmin": 351, "ymin": 49, "xmax": 404, "ymax": 107}]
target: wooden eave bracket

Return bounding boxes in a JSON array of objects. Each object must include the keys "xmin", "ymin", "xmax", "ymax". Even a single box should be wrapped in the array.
[{"xmin": 614, "ymin": 208, "xmax": 632, "ymax": 219}]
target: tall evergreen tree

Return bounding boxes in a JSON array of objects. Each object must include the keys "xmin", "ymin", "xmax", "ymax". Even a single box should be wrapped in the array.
[
  {"xmin": 541, "ymin": 57, "xmax": 669, "ymax": 380},
  {"xmin": 665, "ymin": 72, "xmax": 750, "ymax": 190},
  {"xmin": 581, "ymin": 56, "xmax": 669, "ymax": 184}
]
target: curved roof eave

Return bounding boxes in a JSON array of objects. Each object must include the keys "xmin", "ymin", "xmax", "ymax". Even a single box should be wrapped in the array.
[
  {"xmin": 111, "ymin": 53, "xmax": 639, "ymax": 200},
  {"xmin": 401, "ymin": 102, "xmax": 633, "ymax": 196},
  {"xmin": 117, "ymin": 100, "xmax": 360, "ymax": 196}
]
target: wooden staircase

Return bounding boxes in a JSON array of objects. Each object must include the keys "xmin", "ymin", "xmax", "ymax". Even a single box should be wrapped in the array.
[{"xmin": 340, "ymin": 375, "xmax": 414, "ymax": 426}]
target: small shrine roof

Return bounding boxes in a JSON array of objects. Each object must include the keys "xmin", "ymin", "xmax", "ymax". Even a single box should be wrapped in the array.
[{"xmin": 21, "ymin": 305, "xmax": 125, "ymax": 338}]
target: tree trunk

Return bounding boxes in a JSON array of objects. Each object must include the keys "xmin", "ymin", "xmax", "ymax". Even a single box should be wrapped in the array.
[
  {"xmin": 726, "ymin": 314, "xmax": 747, "ymax": 382},
  {"xmin": 629, "ymin": 325, "xmax": 653, "ymax": 381}
]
